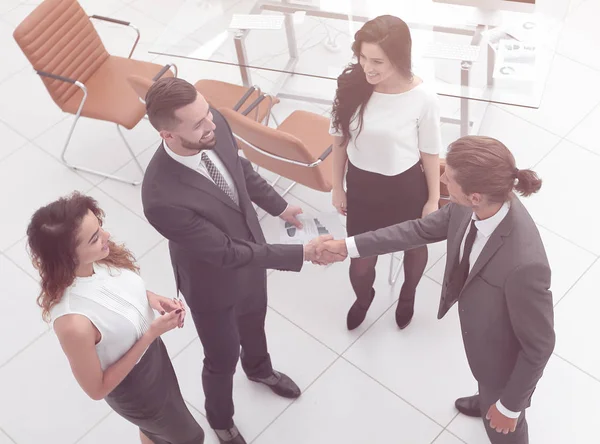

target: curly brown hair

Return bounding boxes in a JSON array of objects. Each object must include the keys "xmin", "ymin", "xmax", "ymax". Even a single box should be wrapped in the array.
[{"xmin": 27, "ymin": 192, "xmax": 139, "ymax": 322}]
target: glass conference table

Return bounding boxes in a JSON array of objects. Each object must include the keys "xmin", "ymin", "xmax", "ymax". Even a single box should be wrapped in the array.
[{"xmin": 150, "ymin": 0, "xmax": 567, "ymax": 136}]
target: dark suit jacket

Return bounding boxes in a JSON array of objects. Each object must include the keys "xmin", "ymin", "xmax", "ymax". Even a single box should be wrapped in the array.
[
  {"xmin": 354, "ymin": 196, "xmax": 555, "ymax": 413},
  {"xmin": 141, "ymin": 109, "xmax": 304, "ymax": 312}
]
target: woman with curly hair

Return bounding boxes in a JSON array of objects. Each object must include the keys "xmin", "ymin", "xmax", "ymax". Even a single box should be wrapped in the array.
[
  {"xmin": 330, "ymin": 15, "xmax": 443, "ymax": 330},
  {"xmin": 27, "ymin": 192, "xmax": 205, "ymax": 444}
]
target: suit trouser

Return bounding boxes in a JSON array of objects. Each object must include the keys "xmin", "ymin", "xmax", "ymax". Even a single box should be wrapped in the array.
[
  {"xmin": 478, "ymin": 384, "xmax": 529, "ymax": 444},
  {"xmin": 190, "ymin": 290, "xmax": 273, "ymax": 430}
]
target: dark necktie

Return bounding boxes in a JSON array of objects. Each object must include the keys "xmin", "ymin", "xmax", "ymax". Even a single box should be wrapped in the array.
[
  {"xmin": 201, "ymin": 152, "xmax": 238, "ymax": 205},
  {"xmin": 450, "ymin": 219, "xmax": 478, "ymax": 295}
]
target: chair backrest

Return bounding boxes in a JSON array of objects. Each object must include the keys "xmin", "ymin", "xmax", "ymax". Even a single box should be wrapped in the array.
[
  {"xmin": 13, "ymin": 0, "xmax": 109, "ymax": 107},
  {"xmin": 195, "ymin": 80, "xmax": 272, "ymax": 122},
  {"xmin": 127, "ymin": 74, "xmax": 154, "ymax": 103},
  {"xmin": 219, "ymin": 108, "xmax": 333, "ymax": 192}
]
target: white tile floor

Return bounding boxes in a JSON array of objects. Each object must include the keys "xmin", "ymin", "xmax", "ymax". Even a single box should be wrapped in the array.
[{"xmin": 0, "ymin": 0, "xmax": 598, "ymax": 443}]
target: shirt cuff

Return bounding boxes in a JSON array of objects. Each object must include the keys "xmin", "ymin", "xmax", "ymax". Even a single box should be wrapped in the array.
[
  {"xmin": 345, "ymin": 237, "xmax": 360, "ymax": 259},
  {"xmin": 277, "ymin": 204, "xmax": 289, "ymax": 217},
  {"xmin": 496, "ymin": 400, "xmax": 521, "ymax": 419}
]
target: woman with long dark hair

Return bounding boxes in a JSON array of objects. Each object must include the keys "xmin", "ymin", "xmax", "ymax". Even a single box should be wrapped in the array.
[
  {"xmin": 27, "ymin": 192, "xmax": 205, "ymax": 444},
  {"xmin": 330, "ymin": 15, "xmax": 443, "ymax": 330}
]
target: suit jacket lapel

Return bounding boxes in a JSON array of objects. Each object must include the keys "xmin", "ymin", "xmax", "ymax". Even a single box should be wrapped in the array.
[
  {"xmin": 159, "ymin": 144, "xmax": 243, "ymax": 213},
  {"xmin": 447, "ymin": 211, "xmax": 472, "ymax": 272},
  {"xmin": 178, "ymin": 171, "xmax": 242, "ymax": 213},
  {"xmin": 462, "ymin": 200, "xmax": 515, "ymax": 291}
]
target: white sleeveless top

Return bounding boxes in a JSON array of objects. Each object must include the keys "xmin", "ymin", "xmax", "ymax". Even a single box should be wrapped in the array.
[
  {"xmin": 329, "ymin": 82, "xmax": 442, "ymax": 176},
  {"xmin": 50, "ymin": 263, "xmax": 155, "ymax": 371}
]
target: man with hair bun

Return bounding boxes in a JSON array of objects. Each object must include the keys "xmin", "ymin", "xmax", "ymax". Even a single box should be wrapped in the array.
[{"xmin": 316, "ymin": 135, "xmax": 555, "ymax": 444}]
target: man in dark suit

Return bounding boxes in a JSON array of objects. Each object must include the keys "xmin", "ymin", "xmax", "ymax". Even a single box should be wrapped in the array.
[
  {"xmin": 317, "ymin": 136, "xmax": 555, "ymax": 444},
  {"xmin": 141, "ymin": 78, "xmax": 323, "ymax": 444}
]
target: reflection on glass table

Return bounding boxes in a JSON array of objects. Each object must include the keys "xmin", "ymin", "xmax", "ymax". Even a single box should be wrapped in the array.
[{"xmin": 150, "ymin": 0, "xmax": 566, "ymax": 136}]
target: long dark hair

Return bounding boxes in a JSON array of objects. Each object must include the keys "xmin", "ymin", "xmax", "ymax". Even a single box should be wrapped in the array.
[
  {"xmin": 446, "ymin": 136, "xmax": 542, "ymax": 203},
  {"xmin": 331, "ymin": 15, "xmax": 413, "ymax": 145},
  {"xmin": 27, "ymin": 192, "xmax": 139, "ymax": 322}
]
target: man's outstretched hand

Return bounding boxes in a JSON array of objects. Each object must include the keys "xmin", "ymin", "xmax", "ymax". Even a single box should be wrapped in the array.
[
  {"xmin": 316, "ymin": 239, "xmax": 348, "ymax": 264},
  {"xmin": 302, "ymin": 237, "xmax": 348, "ymax": 265}
]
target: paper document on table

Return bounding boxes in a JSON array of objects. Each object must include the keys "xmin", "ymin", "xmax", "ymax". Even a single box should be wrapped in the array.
[{"xmin": 279, "ymin": 212, "xmax": 346, "ymax": 245}]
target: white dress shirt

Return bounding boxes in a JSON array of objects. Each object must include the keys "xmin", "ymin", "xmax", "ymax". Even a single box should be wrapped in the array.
[
  {"xmin": 163, "ymin": 140, "xmax": 240, "ymax": 203},
  {"xmin": 346, "ymin": 202, "xmax": 521, "ymax": 418}
]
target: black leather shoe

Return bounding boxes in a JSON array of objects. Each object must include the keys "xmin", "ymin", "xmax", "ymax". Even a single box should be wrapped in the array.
[
  {"xmin": 455, "ymin": 395, "xmax": 481, "ymax": 417},
  {"xmin": 214, "ymin": 425, "xmax": 247, "ymax": 444},
  {"xmin": 248, "ymin": 370, "xmax": 301, "ymax": 399},
  {"xmin": 347, "ymin": 288, "xmax": 375, "ymax": 330},
  {"xmin": 395, "ymin": 287, "xmax": 415, "ymax": 329}
]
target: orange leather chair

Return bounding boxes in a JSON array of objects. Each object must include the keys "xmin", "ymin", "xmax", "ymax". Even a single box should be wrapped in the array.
[
  {"xmin": 218, "ymin": 107, "xmax": 333, "ymax": 199},
  {"xmin": 389, "ymin": 159, "xmax": 451, "ymax": 284},
  {"xmin": 127, "ymin": 74, "xmax": 276, "ymax": 124},
  {"xmin": 13, "ymin": 0, "xmax": 175, "ymax": 185}
]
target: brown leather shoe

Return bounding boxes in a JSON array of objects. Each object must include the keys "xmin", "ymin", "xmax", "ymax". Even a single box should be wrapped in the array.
[
  {"xmin": 214, "ymin": 425, "xmax": 247, "ymax": 444},
  {"xmin": 248, "ymin": 370, "xmax": 301, "ymax": 399},
  {"xmin": 455, "ymin": 395, "xmax": 481, "ymax": 417}
]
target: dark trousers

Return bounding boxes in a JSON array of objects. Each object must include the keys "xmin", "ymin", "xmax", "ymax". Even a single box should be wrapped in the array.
[
  {"xmin": 478, "ymin": 384, "xmax": 529, "ymax": 444},
  {"xmin": 190, "ymin": 291, "xmax": 273, "ymax": 430}
]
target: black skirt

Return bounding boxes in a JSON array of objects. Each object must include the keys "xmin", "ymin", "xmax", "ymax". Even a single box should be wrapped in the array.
[
  {"xmin": 105, "ymin": 338, "xmax": 205, "ymax": 444},
  {"xmin": 346, "ymin": 160, "xmax": 429, "ymax": 237}
]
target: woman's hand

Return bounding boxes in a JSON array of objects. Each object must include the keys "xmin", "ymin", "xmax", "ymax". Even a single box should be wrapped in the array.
[
  {"xmin": 147, "ymin": 292, "xmax": 186, "ymax": 328},
  {"xmin": 332, "ymin": 187, "xmax": 347, "ymax": 216},
  {"xmin": 149, "ymin": 310, "xmax": 183, "ymax": 338},
  {"xmin": 422, "ymin": 200, "xmax": 439, "ymax": 218}
]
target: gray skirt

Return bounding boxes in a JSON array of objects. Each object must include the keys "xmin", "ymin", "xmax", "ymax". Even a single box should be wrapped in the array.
[{"xmin": 105, "ymin": 338, "xmax": 205, "ymax": 444}]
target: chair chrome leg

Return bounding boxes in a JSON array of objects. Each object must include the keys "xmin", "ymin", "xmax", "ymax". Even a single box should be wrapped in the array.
[
  {"xmin": 60, "ymin": 119, "xmax": 144, "ymax": 186},
  {"xmin": 270, "ymin": 174, "xmax": 282, "ymax": 188},
  {"xmin": 116, "ymin": 123, "xmax": 144, "ymax": 178},
  {"xmin": 280, "ymin": 181, "xmax": 296, "ymax": 198},
  {"xmin": 270, "ymin": 111, "xmax": 280, "ymax": 127},
  {"xmin": 389, "ymin": 253, "xmax": 404, "ymax": 285}
]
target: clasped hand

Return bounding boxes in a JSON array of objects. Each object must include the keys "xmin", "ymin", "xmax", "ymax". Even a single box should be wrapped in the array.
[{"xmin": 303, "ymin": 235, "xmax": 349, "ymax": 265}]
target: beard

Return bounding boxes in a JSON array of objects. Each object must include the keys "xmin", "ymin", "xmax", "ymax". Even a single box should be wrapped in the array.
[{"xmin": 179, "ymin": 132, "xmax": 217, "ymax": 153}]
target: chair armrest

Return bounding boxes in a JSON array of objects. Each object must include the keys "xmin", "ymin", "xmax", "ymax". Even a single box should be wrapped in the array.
[
  {"xmin": 152, "ymin": 64, "xmax": 173, "ymax": 81},
  {"xmin": 89, "ymin": 15, "xmax": 140, "ymax": 59},
  {"xmin": 90, "ymin": 15, "xmax": 130, "ymax": 26},
  {"xmin": 36, "ymin": 70, "xmax": 78, "ymax": 84},
  {"xmin": 232, "ymin": 86, "xmax": 256, "ymax": 111},
  {"xmin": 233, "ymin": 134, "xmax": 329, "ymax": 169},
  {"xmin": 36, "ymin": 71, "xmax": 88, "ymax": 114},
  {"xmin": 241, "ymin": 95, "xmax": 266, "ymax": 116},
  {"xmin": 317, "ymin": 145, "xmax": 332, "ymax": 162}
]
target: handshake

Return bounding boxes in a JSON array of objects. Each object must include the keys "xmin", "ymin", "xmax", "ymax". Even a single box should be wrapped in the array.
[{"xmin": 303, "ymin": 235, "xmax": 349, "ymax": 265}]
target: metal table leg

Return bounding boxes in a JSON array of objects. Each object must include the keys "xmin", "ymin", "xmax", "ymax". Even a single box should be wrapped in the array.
[
  {"xmin": 234, "ymin": 31, "xmax": 252, "ymax": 87},
  {"xmin": 460, "ymin": 62, "xmax": 471, "ymax": 137},
  {"xmin": 283, "ymin": 0, "xmax": 299, "ymax": 59},
  {"xmin": 458, "ymin": 24, "xmax": 486, "ymax": 136}
]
